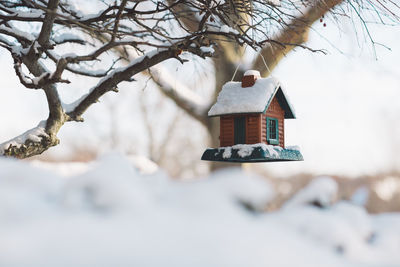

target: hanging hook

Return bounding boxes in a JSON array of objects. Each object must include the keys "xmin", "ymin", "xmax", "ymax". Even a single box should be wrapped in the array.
[{"xmin": 230, "ymin": 44, "xmax": 248, "ymax": 81}]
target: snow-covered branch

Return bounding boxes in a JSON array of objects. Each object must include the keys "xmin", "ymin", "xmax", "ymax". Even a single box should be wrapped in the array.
[
  {"xmin": 0, "ymin": 121, "xmax": 53, "ymax": 158},
  {"xmin": 66, "ymin": 47, "xmax": 182, "ymax": 122},
  {"xmin": 0, "ymin": 25, "xmax": 34, "ymax": 44}
]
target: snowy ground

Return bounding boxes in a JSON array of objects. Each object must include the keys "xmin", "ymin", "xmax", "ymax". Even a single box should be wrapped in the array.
[{"xmin": 0, "ymin": 154, "xmax": 399, "ymax": 267}]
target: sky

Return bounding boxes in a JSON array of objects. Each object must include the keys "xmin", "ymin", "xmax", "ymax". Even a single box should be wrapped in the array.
[
  {"xmin": 0, "ymin": 7, "xmax": 399, "ymax": 178},
  {"xmin": 266, "ymin": 18, "xmax": 400, "ymax": 177}
]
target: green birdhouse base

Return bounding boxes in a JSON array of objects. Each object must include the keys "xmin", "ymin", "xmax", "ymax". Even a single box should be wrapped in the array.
[{"xmin": 201, "ymin": 143, "xmax": 303, "ymax": 163}]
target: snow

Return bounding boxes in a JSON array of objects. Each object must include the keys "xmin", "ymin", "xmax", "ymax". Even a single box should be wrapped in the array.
[
  {"xmin": 350, "ymin": 186, "xmax": 370, "ymax": 207},
  {"xmin": 209, "ymin": 0, "xmax": 226, "ymax": 8},
  {"xmin": 31, "ymin": 154, "xmax": 158, "ymax": 177},
  {"xmin": 278, "ymin": 202, "xmax": 374, "ymax": 259},
  {"xmin": 68, "ymin": 64, "xmax": 109, "ymax": 76},
  {"xmin": 266, "ymin": 0, "xmax": 281, "ymax": 6},
  {"xmin": 53, "ymin": 33, "xmax": 83, "ymax": 44},
  {"xmin": 0, "ymin": 154, "xmax": 399, "ymax": 266},
  {"xmin": 32, "ymin": 72, "xmax": 50, "ymax": 85},
  {"xmin": 9, "ymin": 10, "xmax": 45, "ymax": 19},
  {"xmin": 370, "ymin": 213, "xmax": 400, "ymax": 257},
  {"xmin": 126, "ymin": 154, "xmax": 159, "ymax": 175},
  {"xmin": 0, "ymin": 25, "xmax": 35, "ymax": 42},
  {"xmin": 219, "ymin": 143, "xmax": 285, "ymax": 159},
  {"xmin": 208, "ymin": 76, "xmax": 294, "ymax": 116},
  {"xmin": 62, "ymin": 92, "xmax": 88, "ymax": 113},
  {"xmin": 216, "ymin": 143, "xmax": 294, "ymax": 159},
  {"xmin": 283, "ymin": 176, "xmax": 338, "ymax": 209},
  {"xmin": 30, "ymin": 160, "xmax": 90, "ymax": 177},
  {"xmin": 200, "ymin": 46, "xmax": 215, "ymax": 54},
  {"xmin": 63, "ymin": 52, "xmax": 79, "ymax": 58},
  {"xmin": 244, "ymin": 70, "xmax": 261, "ymax": 77},
  {"xmin": 14, "ymin": 62, "xmax": 32, "ymax": 84},
  {"xmin": 0, "ymin": 120, "xmax": 47, "ymax": 154},
  {"xmin": 220, "ymin": 25, "xmax": 239, "ymax": 34},
  {"xmin": 234, "ymin": 144, "xmax": 256, "ymax": 157},
  {"xmin": 222, "ymin": 146, "xmax": 232, "ymax": 158},
  {"xmin": 99, "ymin": 49, "xmax": 164, "ymax": 83},
  {"xmin": 286, "ymin": 145, "xmax": 300, "ymax": 151}
]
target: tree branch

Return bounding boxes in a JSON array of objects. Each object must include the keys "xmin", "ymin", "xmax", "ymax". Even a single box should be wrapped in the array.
[
  {"xmin": 36, "ymin": 0, "xmax": 60, "ymax": 49},
  {"xmin": 67, "ymin": 48, "xmax": 182, "ymax": 121},
  {"xmin": 252, "ymin": 0, "xmax": 344, "ymax": 76}
]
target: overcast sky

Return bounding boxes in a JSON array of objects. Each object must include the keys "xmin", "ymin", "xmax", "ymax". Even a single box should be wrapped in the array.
[{"xmin": 267, "ymin": 19, "xmax": 400, "ymax": 177}]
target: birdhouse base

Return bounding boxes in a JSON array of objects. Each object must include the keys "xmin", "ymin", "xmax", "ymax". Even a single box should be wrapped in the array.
[{"xmin": 201, "ymin": 143, "xmax": 303, "ymax": 163}]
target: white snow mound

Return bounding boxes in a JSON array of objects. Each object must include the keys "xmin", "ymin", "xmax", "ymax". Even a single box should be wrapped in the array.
[{"xmin": 0, "ymin": 155, "xmax": 399, "ymax": 267}]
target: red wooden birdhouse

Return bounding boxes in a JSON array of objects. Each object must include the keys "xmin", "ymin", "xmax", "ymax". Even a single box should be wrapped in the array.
[{"xmin": 201, "ymin": 70, "xmax": 303, "ymax": 162}]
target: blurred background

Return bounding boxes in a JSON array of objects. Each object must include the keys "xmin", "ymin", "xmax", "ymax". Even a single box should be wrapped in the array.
[
  {"xmin": 1, "ymin": 12, "xmax": 399, "ymax": 213},
  {"xmin": 0, "ymin": 1, "xmax": 400, "ymax": 266}
]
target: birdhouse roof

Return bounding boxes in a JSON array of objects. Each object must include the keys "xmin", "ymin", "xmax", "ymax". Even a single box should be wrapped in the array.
[{"xmin": 208, "ymin": 77, "xmax": 296, "ymax": 118}]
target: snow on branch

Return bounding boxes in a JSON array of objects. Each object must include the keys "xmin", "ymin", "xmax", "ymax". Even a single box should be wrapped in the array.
[
  {"xmin": 66, "ymin": 48, "xmax": 181, "ymax": 121},
  {"xmin": 12, "ymin": 56, "xmax": 70, "ymax": 89},
  {"xmin": 0, "ymin": 121, "xmax": 48, "ymax": 156},
  {"xmin": 0, "ymin": 9, "xmax": 45, "ymax": 21},
  {"xmin": 52, "ymin": 33, "xmax": 85, "ymax": 45},
  {"xmin": 0, "ymin": 25, "xmax": 35, "ymax": 44}
]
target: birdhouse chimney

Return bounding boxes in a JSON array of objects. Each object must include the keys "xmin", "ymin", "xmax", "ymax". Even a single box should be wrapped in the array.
[{"xmin": 242, "ymin": 70, "xmax": 261, "ymax": 87}]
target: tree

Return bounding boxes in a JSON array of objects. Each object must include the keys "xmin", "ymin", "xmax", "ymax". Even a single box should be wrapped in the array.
[
  {"xmin": 0, "ymin": 0, "xmax": 398, "ymax": 159},
  {"xmin": 149, "ymin": 0, "xmax": 399, "ymax": 170},
  {"xmin": 0, "ymin": 0, "xmax": 265, "ymax": 158}
]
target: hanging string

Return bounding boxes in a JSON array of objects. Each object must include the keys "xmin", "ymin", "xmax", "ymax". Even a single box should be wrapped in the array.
[
  {"xmin": 230, "ymin": 44, "xmax": 247, "ymax": 81},
  {"xmin": 260, "ymin": 51, "xmax": 271, "ymax": 75},
  {"xmin": 230, "ymin": 62, "xmax": 241, "ymax": 81},
  {"xmin": 250, "ymin": 1, "xmax": 273, "ymax": 77},
  {"xmin": 230, "ymin": 2, "xmax": 273, "ymax": 80}
]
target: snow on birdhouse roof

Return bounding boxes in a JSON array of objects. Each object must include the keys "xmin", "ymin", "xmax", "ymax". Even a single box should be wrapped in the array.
[{"xmin": 208, "ymin": 76, "xmax": 296, "ymax": 118}]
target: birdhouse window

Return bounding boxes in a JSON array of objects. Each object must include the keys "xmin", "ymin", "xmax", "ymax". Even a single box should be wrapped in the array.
[{"xmin": 266, "ymin": 117, "xmax": 279, "ymax": 145}]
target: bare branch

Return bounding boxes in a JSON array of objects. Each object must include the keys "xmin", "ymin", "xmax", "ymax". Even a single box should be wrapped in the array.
[
  {"xmin": 252, "ymin": 0, "xmax": 345, "ymax": 76},
  {"xmin": 37, "ymin": 0, "xmax": 60, "ymax": 49},
  {"xmin": 67, "ymin": 47, "xmax": 183, "ymax": 121}
]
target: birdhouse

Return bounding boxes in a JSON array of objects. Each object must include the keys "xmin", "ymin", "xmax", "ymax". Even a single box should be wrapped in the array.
[{"xmin": 201, "ymin": 70, "xmax": 303, "ymax": 162}]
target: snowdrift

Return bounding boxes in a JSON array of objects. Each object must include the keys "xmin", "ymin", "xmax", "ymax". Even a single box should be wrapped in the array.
[{"xmin": 0, "ymin": 154, "xmax": 399, "ymax": 267}]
